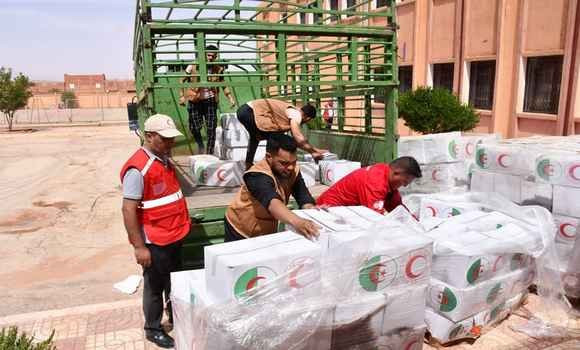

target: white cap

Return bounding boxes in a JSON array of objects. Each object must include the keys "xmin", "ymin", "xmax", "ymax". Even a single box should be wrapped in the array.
[{"xmin": 144, "ymin": 114, "xmax": 183, "ymax": 138}]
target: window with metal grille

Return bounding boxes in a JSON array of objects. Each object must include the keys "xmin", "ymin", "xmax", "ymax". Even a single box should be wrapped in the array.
[
  {"xmin": 330, "ymin": 0, "xmax": 339, "ymax": 22},
  {"xmin": 308, "ymin": 1, "xmax": 322, "ymax": 23},
  {"xmin": 432, "ymin": 63, "xmax": 454, "ymax": 91},
  {"xmin": 523, "ymin": 56, "xmax": 563, "ymax": 114},
  {"xmin": 300, "ymin": 11, "xmax": 307, "ymax": 24},
  {"xmin": 377, "ymin": 0, "xmax": 389, "ymax": 7},
  {"xmin": 469, "ymin": 60, "xmax": 496, "ymax": 110},
  {"xmin": 347, "ymin": 0, "xmax": 357, "ymax": 17},
  {"xmin": 399, "ymin": 66, "xmax": 412, "ymax": 94}
]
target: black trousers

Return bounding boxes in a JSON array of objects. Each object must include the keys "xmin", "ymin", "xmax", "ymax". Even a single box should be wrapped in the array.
[
  {"xmin": 188, "ymin": 97, "xmax": 217, "ymax": 155},
  {"xmin": 236, "ymin": 104, "xmax": 268, "ymax": 167},
  {"xmin": 143, "ymin": 240, "xmax": 183, "ymax": 333},
  {"xmin": 224, "ymin": 217, "xmax": 247, "ymax": 242}
]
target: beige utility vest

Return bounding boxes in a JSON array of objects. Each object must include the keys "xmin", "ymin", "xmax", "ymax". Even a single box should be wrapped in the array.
[
  {"xmin": 251, "ymin": 99, "xmax": 296, "ymax": 132},
  {"xmin": 226, "ymin": 159, "xmax": 299, "ymax": 238}
]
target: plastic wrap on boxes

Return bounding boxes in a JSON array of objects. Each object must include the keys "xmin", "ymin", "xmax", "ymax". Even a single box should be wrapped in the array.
[
  {"xmin": 220, "ymin": 112, "xmax": 241, "ymax": 130},
  {"xmin": 398, "ymin": 132, "xmax": 461, "ymax": 164},
  {"xmin": 553, "ymin": 185, "xmax": 580, "ymax": 218},
  {"xmin": 427, "ymin": 267, "xmax": 533, "ymax": 322},
  {"xmin": 223, "ymin": 126, "xmax": 250, "ymax": 148},
  {"xmin": 408, "ymin": 162, "xmax": 468, "ymax": 193},
  {"xmin": 319, "ymin": 160, "xmax": 361, "ymax": 186},
  {"xmin": 520, "ymin": 179, "xmax": 553, "ymax": 210},
  {"xmin": 475, "ymin": 143, "xmax": 536, "ymax": 176},
  {"xmin": 204, "ymin": 231, "xmax": 322, "ymax": 303},
  {"xmin": 457, "ymin": 133, "xmax": 501, "ymax": 161},
  {"xmin": 191, "ymin": 159, "xmax": 244, "ymax": 187},
  {"xmin": 303, "ymin": 152, "xmax": 338, "ymax": 162},
  {"xmin": 564, "ymin": 233, "xmax": 580, "ymax": 297},
  {"xmin": 419, "ymin": 198, "xmax": 482, "ymax": 220},
  {"xmin": 214, "ymin": 127, "xmax": 224, "ymax": 159},
  {"xmin": 426, "ymin": 293, "xmax": 527, "ymax": 344},
  {"xmin": 535, "ymin": 151, "xmax": 580, "ymax": 188},
  {"xmin": 470, "ymin": 170, "xmax": 523, "ymax": 204},
  {"xmin": 553, "ymin": 215, "xmax": 579, "ymax": 245},
  {"xmin": 224, "ymin": 143, "xmax": 266, "ymax": 162},
  {"xmin": 298, "ymin": 161, "xmax": 319, "ymax": 187},
  {"xmin": 289, "ymin": 208, "xmax": 371, "ymax": 233}
]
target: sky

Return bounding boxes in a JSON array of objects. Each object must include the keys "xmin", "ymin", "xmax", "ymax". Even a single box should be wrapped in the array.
[{"xmin": 1, "ymin": 0, "xmax": 135, "ymax": 81}]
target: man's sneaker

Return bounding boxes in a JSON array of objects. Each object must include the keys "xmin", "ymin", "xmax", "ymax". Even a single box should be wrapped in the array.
[{"xmin": 145, "ymin": 330, "xmax": 174, "ymax": 349}]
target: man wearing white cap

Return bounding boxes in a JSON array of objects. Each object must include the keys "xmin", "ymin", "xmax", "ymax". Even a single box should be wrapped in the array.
[{"xmin": 120, "ymin": 114, "xmax": 190, "ymax": 348}]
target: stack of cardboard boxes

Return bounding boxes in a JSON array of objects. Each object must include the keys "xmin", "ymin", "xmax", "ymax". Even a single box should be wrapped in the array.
[
  {"xmin": 220, "ymin": 113, "xmax": 267, "ymax": 162},
  {"xmin": 398, "ymin": 132, "xmax": 499, "ymax": 194},
  {"xmin": 471, "ymin": 136, "xmax": 580, "ymax": 298},
  {"xmin": 172, "ymin": 206, "xmax": 432, "ymax": 349}
]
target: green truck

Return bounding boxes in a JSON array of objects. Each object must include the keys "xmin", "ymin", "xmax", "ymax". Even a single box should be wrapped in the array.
[{"xmin": 131, "ymin": 0, "xmax": 400, "ymax": 269}]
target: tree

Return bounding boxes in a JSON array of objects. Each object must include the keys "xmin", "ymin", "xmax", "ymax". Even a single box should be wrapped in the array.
[
  {"xmin": 60, "ymin": 91, "xmax": 78, "ymax": 109},
  {"xmin": 398, "ymin": 86, "xmax": 479, "ymax": 134},
  {"xmin": 0, "ymin": 67, "xmax": 33, "ymax": 131}
]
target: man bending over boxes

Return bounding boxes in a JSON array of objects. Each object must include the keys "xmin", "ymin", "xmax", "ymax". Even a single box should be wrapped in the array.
[
  {"xmin": 236, "ymin": 98, "xmax": 329, "ymax": 170},
  {"xmin": 316, "ymin": 156, "xmax": 422, "ymax": 214},
  {"xmin": 225, "ymin": 134, "xmax": 321, "ymax": 241}
]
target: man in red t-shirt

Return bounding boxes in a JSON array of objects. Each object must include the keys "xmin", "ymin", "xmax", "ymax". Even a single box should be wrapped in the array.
[{"xmin": 316, "ymin": 157, "xmax": 422, "ymax": 214}]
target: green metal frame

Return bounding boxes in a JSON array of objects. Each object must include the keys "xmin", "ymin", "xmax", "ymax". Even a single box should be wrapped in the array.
[{"xmin": 133, "ymin": 0, "xmax": 400, "ymax": 163}]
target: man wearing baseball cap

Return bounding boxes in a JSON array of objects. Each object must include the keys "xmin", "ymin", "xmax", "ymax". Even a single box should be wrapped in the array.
[{"xmin": 120, "ymin": 114, "xmax": 190, "ymax": 348}]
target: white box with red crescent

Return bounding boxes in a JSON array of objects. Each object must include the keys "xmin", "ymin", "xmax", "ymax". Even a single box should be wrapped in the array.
[{"xmin": 319, "ymin": 160, "xmax": 361, "ymax": 186}]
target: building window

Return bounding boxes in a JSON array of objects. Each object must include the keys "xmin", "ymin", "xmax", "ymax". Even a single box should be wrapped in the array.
[
  {"xmin": 347, "ymin": 0, "xmax": 357, "ymax": 17},
  {"xmin": 469, "ymin": 60, "xmax": 496, "ymax": 110},
  {"xmin": 523, "ymin": 56, "xmax": 563, "ymax": 114},
  {"xmin": 399, "ymin": 66, "xmax": 412, "ymax": 94},
  {"xmin": 330, "ymin": 0, "xmax": 339, "ymax": 22},
  {"xmin": 68, "ymin": 83, "xmax": 75, "ymax": 90},
  {"xmin": 432, "ymin": 63, "xmax": 454, "ymax": 91},
  {"xmin": 300, "ymin": 10, "xmax": 307, "ymax": 24},
  {"xmin": 377, "ymin": 0, "xmax": 388, "ymax": 7},
  {"xmin": 308, "ymin": 1, "xmax": 322, "ymax": 23}
]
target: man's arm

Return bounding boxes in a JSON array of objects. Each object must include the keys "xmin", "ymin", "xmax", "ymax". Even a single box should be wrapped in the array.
[
  {"xmin": 291, "ymin": 172, "xmax": 316, "ymax": 209},
  {"xmin": 289, "ymin": 120, "xmax": 328, "ymax": 160},
  {"xmin": 244, "ymin": 173, "xmax": 320, "ymax": 239},
  {"xmin": 121, "ymin": 169, "xmax": 151, "ymax": 268}
]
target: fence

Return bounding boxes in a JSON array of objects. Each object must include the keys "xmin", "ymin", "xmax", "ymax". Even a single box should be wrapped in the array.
[{"xmin": 1, "ymin": 106, "xmax": 128, "ymax": 126}]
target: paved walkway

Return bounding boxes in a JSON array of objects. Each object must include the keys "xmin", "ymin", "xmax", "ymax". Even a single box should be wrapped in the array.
[{"xmin": 0, "ymin": 299, "xmax": 162, "ymax": 350}]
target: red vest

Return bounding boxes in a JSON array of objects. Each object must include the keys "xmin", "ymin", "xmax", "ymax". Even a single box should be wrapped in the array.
[{"xmin": 120, "ymin": 149, "xmax": 190, "ymax": 246}]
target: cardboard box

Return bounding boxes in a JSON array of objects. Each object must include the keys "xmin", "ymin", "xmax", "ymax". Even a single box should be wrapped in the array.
[
  {"xmin": 191, "ymin": 159, "xmax": 244, "ymax": 187},
  {"xmin": 535, "ymin": 152, "xmax": 580, "ymax": 188},
  {"xmin": 457, "ymin": 134, "xmax": 501, "ymax": 161},
  {"xmin": 475, "ymin": 143, "xmax": 536, "ymax": 176},
  {"xmin": 319, "ymin": 160, "xmax": 361, "ymax": 186},
  {"xmin": 214, "ymin": 127, "xmax": 224, "ymax": 159},
  {"xmin": 220, "ymin": 112, "xmax": 242, "ymax": 130},
  {"xmin": 290, "ymin": 208, "xmax": 368, "ymax": 233},
  {"xmin": 327, "ymin": 230, "xmax": 433, "ymax": 294},
  {"xmin": 426, "ymin": 293, "xmax": 526, "ymax": 343},
  {"xmin": 520, "ymin": 180, "xmax": 553, "ymax": 210},
  {"xmin": 223, "ymin": 126, "xmax": 250, "ymax": 148},
  {"xmin": 204, "ymin": 231, "xmax": 322, "ymax": 303},
  {"xmin": 553, "ymin": 215, "xmax": 579, "ymax": 245},
  {"xmin": 377, "ymin": 326, "xmax": 426, "ymax": 350},
  {"xmin": 553, "ymin": 185, "xmax": 580, "ymax": 218},
  {"xmin": 410, "ymin": 162, "xmax": 467, "ymax": 193},
  {"xmin": 427, "ymin": 268, "xmax": 532, "ymax": 322},
  {"xmin": 303, "ymin": 152, "xmax": 338, "ymax": 162},
  {"xmin": 493, "ymin": 172, "xmax": 522, "ymax": 204},
  {"xmin": 398, "ymin": 132, "xmax": 461, "ymax": 164},
  {"xmin": 419, "ymin": 198, "xmax": 482, "ymax": 220},
  {"xmin": 223, "ymin": 143, "xmax": 266, "ymax": 162},
  {"xmin": 298, "ymin": 161, "xmax": 319, "ymax": 187}
]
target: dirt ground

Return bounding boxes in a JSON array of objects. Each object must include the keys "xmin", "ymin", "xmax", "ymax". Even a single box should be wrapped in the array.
[{"xmin": 0, "ymin": 125, "xmax": 142, "ymax": 316}]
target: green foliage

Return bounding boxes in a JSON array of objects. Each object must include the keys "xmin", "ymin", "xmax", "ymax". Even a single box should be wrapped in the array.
[
  {"xmin": 398, "ymin": 86, "xmax": 479, "ymax": 134},
  {"xmin": 60, "ymin": 91, "xmax": 78, "ymax": 108},
  {"xmin": 0, "ymin": 67, "xmax": 33, "ymax": 131},
  {"xmin": 0, "ymin": 327, "xmax": 56, "ymax": 350}
]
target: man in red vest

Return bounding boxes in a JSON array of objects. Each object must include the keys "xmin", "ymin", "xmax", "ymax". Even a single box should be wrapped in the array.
[
  {"xmin": 121, "ymin": 114, "xmax": 190, "ymax": 349},
  {"xmin": 316, "ymin": 157, "xmax": 422, "ymax": 214}
]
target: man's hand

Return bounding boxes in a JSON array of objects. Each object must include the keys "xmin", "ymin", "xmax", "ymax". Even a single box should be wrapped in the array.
[
  {"xmin": 134, "ymin": 246, "xmax": 152, "ymax": 268},
  {"xmin": 291, "ymin": 218, "xmax": 320, "ymax": 240},
  {"xmin": 179, "ymin": 96, "xmax": 186, "ymax": 106}
]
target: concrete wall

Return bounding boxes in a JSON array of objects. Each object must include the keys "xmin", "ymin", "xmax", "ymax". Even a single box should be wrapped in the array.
[
  {"xmin": 2, "ymin": 108, "xmax": 128, "ymax": 125},
  {"xmin": 392, "ymin": 0, "xmax": 580, "ymax": 137}
]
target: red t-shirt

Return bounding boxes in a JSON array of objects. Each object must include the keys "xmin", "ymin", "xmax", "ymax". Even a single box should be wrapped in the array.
[{"xmin": 316, "ymin": 163, "xmax": 402, "ymax": 214}]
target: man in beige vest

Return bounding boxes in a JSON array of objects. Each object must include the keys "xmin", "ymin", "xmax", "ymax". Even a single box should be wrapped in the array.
[
  {"xmin": 225, "ymin": 134, "xmax": 321, "ymax": 241},
  {"xmin": 236, "ymin": 98, "xmax": 329, "ymax": 170}
]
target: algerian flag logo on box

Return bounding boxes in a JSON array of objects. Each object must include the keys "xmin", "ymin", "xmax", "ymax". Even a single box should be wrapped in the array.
[
  {"xmin": 430, "ymin": 286, "xmax": 458, "ymax": 313},
  {"xmin": 466, "ymin": 257, "xmax": 489, "ymax": 285},
  {"xmin": 476, "ymin": 148, "xmax": 489, "ymax": 169},
  {"xmin": 486, "ymin": 282, "xmax": 504, "ymax": 304},
  {"xmin": 358, "ymin": 255, "xmax": 398, "ymax": 292},
  {"xmin": 234, "ymin": 266, "xmax": 277, "ymax": 299},
  {"xmin": 536, "ymin": 158, "xmax": 563, "ymax": 181}
]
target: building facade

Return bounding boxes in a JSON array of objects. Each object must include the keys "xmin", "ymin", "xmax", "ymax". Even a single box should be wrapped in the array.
[{"xmin": 395, "ymin": 0, "xmax": 580, "ymax": 137}]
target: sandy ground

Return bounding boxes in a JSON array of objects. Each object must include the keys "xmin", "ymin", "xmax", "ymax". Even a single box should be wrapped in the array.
[{"xmin": 0, "ymin": 125, "xmax": 142, "ymax": 316}]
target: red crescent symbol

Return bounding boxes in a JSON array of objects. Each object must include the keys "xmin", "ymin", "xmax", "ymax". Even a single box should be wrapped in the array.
[
  {"xmin": 432, "ymin": 169, "xmax": 440, "ymax": 181},
  {"xmin": 569, "ymin": 164, "xmax": 580, "ymax": 181},
  {"xmin": 246, "ymin": 276, "xmax": 265, "ymax": 290},
  {"xmin": 217, "ymin": 168, "xmax": 226, "ymax": 182},
  {"xmin": 288, "ymin": 264, "xmax": 305, "ymax": 288},
  {"xmin": 426, "ymin": 206, "xmax": 437, "ymax": 217},
  {"xmin": 497, "ymin": 154, "xmax": 510, "ymax": 168},
  {"xmin": 326, "ymin": 169, "xmax": 333, "ymax": 182},
  {"xmin": 404, "ymin": 340, "xmax": 419, "ymax": 350},
  {"xmin": 405, "ymin": 255, "xmax": 426, "ymax": 279},
  {"xmin": 369, "ymin": 263, "xmax": 386, "ymax": 284},
  {"xmin": 560, "ymin": 223, "xmax": 576, "ymax": 239},
  {"xmin": 465, "ymin": 142, "xmax": 475, "ymax": 156}
]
